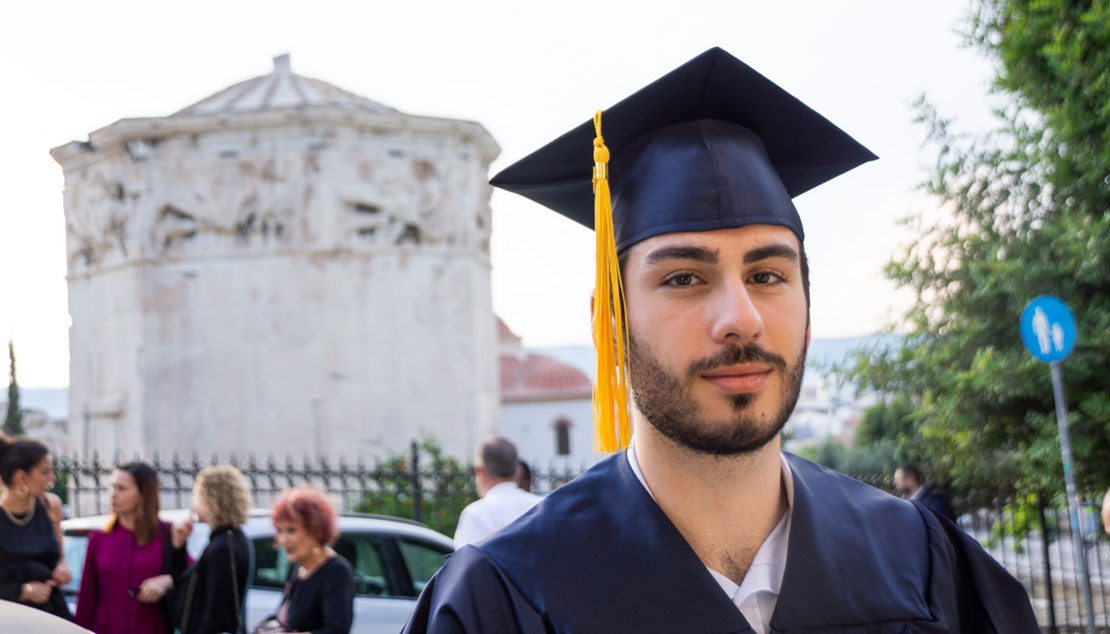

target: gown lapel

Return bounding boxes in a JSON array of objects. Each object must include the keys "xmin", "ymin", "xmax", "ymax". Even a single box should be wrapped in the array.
[{"xmin": 769, "ymin": 455, "xmax": 936, "ymax": 632}]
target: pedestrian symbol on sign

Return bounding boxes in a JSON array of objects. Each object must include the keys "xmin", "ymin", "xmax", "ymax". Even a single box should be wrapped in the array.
[
  {"xmin": 1020, "ymin": 296, "xmax": 1076, "ymax": 363},
  {"xmin": 1031, "ymin": 306, "xmax": 1066, "ymax": 355}
]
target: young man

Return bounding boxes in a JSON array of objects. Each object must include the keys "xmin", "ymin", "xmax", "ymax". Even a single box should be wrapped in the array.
[{"xmin": 403, "ymin": 48, "xmax": 1037, "ymax": 633}]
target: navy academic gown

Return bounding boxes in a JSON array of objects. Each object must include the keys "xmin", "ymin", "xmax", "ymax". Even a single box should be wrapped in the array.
[{"xmin": 403, "ymin": 453, "xmax": 1038, "ymax": 633}]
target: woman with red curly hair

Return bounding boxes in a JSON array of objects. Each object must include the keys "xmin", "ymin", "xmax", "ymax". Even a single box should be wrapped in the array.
[{"xmin": 254, "ymin": 488, "xmax": 354, "ymax": 634}]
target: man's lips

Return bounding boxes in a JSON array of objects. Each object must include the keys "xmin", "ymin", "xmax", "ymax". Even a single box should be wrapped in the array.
[{"xmin": 700, "ymin": 365, "xmax": 772, "ymax": 393}]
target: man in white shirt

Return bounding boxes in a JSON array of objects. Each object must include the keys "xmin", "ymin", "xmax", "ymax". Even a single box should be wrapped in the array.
[{"xmin": 453, "ymin": 437, "xmax": 541, "ymax": 547}]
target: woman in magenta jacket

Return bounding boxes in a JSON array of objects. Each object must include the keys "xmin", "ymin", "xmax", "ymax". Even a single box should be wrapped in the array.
[{"xmin": 75, "ymin": 462, "xmax": 175, "ymax": 634}]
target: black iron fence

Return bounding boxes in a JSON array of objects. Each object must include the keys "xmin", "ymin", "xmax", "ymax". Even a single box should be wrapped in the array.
[
  {"xmin": 55, "ymin": 444, "xmax": 1110, "ymax": 632},
  {"xmin": 56, "ymin": 441, "xmax": 587, "ymax": 537}
]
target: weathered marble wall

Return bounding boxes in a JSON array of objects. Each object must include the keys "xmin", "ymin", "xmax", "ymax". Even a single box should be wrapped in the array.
[{"xmin": 54, "ymin": 108, "xmax": 499, "ymax": 461}]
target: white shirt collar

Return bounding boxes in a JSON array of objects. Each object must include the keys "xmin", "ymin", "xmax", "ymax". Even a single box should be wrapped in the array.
[
  {"xmin": 485, "ymin": 481, "xmax": 523, "ymax": 497},
  {"xmin": 626, "ymin": 438, "xmax": 793, "ymax": 634}
]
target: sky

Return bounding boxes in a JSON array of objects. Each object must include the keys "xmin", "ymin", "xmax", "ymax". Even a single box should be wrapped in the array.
[{"xmin": 0, "ymin": 0, "xmax": 1001, "ymax": 388}]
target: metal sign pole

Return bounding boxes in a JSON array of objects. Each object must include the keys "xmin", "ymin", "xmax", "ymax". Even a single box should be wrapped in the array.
[{"xmin": 1050, "ymin": 360, "xmax": 1096, "ymax": 634}]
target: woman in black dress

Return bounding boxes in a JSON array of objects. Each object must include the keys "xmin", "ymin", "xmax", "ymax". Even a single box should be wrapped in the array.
[
  {"xmin": 256, "ymin": 487, "xmax": 354, "ymax": 634},
  {"xmin": 0, "ymin": 435, "xmax": 73, "ymax": 619},
  {"xmin": 171, "ymin": 464, "xmax": 252, "ymax": 634}
]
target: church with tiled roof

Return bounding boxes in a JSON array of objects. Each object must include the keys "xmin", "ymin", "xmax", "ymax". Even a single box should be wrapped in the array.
[{"xmin": 496, "ymin": 318, "xmax": 600, "ymax": 467}]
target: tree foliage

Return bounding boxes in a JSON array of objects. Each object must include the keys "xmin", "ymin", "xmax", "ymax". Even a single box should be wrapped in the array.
[
  {"xmin": 843, "ymin": 0, "xmax": 1110, "ymax": 501},
  {"xmin": 854, "ymin": 396, "xmax": 918, "ymax": 448},
  {"xmin": 354, "ymin": 436, "xmax": 475, "ymax": 537},
  {"xmin": 805, "ymin": 397, "xmax": 928, "ymax": 489},
  {"xmin": 3, "ymin": 339, "xmax": 23, "ymax": 437}
]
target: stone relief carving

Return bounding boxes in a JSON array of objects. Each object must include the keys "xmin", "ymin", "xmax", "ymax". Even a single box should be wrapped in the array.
[
  {"xmin": 65, "ymin": 139, "xmax": 492, "ymax": 270},
  {"xmin": 342, "ymin": 158, "xmax": 489, "ymax": 252},
  {"xmin": 148, "ymin": 155, "xmax": 301, "ymax": 255},
  {"xmin": 66, "ymin": 168, "xmax": 142, "ymax": 269}
]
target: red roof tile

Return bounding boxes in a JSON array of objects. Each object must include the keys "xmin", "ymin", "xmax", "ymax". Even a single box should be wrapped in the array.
[{"xmin": 500, "ymin": 353, "xmax": 592, "ymax": 403}]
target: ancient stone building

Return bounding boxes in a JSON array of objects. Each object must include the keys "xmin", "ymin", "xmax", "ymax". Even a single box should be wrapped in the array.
[{"xmin": 50, "ymin": 55, "xmax": 500, "ymax": 460}]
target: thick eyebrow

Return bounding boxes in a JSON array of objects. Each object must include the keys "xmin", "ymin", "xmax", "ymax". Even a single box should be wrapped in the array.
[
  {"xmin": 643, "ymin": 245, "xmax": 719, "ymax": 265},
  {"xmin": 743, "ymin": 244, "xmax": 798, "ymax": 264}
]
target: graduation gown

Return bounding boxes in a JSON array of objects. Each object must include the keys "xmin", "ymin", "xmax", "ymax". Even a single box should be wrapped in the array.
[{"xmin": 403, "ymin": 453, "xmax": 1038, "ymax": 633}]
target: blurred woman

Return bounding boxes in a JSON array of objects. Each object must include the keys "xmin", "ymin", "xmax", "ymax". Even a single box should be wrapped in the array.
[
  {"xmin": 254, "ymin": 488, "xmax": 354, "ymax": 634},
  {"xmin": 0, "ymin": 434, "xmax": 72, "ymax": 619},
  {"xmin": 171, "ymin": 464, "xmax": 252, "ymax": 634},
  {"xmin": 75, "ymin": 462, "xmax": 174, "ymax": 634}
]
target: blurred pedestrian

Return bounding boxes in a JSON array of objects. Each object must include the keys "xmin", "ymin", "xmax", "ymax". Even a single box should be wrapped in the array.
[
  {"xmin": 171, "ymin": 464, "xmax": 252, "ymax": 634},
  {"xmin": 253, "ymin": 487, "xmax": 354, "ymax": 634},
  {"xmin": 1102, "ymin": 487, "xmax": 1110, "ymax": 535},
  {"xmin": 0, "ymin": 434, "xmax": 72, "ymax": 619},
  {"xmin": 894, "ymin": 464, "xmax": 955, "ymax": 522},
  {"xmin": 453, "ymin": 437, "xmax": 541, "ymax": 547},
  {"xmin": 75, "ymin": 461, "xmax": 174, "ymax": 634},
  {"xmin": 516, "ymin": 459, "xmax": 533, "ymax": 493}
]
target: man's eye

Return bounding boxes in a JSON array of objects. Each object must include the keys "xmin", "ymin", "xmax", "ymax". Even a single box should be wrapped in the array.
[
  {"xmin": 750, "ymin": 271, "xmax": 784, "ymax": 285},
  {"xmin": 665, "ymin": 273, "xmax": 698, "ymax": 287}
]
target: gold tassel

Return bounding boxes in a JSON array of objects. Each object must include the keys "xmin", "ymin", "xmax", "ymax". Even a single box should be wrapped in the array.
[{"xmin": 592, "ymin": 111, "xmax": 632, "ymax": 452}]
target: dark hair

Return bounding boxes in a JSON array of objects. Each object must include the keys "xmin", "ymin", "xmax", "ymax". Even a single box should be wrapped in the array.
[
  {"xmin": 109, "ymin": 462, "xmax": 160, "ymax": 546},
  {"xmin": 516, "ymin": 460, "xmax": 533, "ymax": 492},
  {"xmin": 0, "ymin": 434, "xmax": 50, "ymax": 487},
  {"xmin": 477, "ymin": 437, "xmax": 519, "ymax": 480},
  {"xmin": 898, "ymin": 464, "xmax": 922, "ymax": 483}
]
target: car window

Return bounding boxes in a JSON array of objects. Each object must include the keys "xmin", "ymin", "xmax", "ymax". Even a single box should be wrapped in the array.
[
  {"xmin": 253, "ymin": 534, "xmax": 396, "ymax": 598},
  {"xmin": 61, "ymin": 534, "xmax": 88, "ymax": 596},
  {"xmin": 251, "ymin": 537, "xmax": 289, "ymax": 589},
  {"xmin": 334, "ymin": 534, "xmax": 394, "ymax": 597},
  {"xmin": 398, "ymin": 538, "xmax": 452, "ymax": 593}
]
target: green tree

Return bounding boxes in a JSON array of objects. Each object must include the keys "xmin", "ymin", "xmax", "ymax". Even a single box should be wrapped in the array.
[
  {"xmin": 854, "ymin": 396, "xmax": 918, "ymax": 448},
  {"xmin": 355, "ymin": 437, "xmax": 476, "ymax": 537},
  {"xmin": 844, "ymin": 0, "xmax": 1110, "ymax": 502},
  {"xmin": 3, "ymin": 339, "xmax": 23, "ymax": 437}
]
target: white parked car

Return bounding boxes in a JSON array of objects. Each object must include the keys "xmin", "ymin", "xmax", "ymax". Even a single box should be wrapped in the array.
[{"xmin": 61, "ymin": 509, "xmax": 454, "ymax": 634}]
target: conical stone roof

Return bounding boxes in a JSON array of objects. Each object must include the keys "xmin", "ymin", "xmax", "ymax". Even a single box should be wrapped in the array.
[{"xmin": 172, "ymin": 53, "xmax": 397, "ymax": 117}]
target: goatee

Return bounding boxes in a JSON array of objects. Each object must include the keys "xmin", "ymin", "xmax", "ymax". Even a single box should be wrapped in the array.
[{"xmin": 628, "ymin": 336, "xmax": 806, "ymax": 456}]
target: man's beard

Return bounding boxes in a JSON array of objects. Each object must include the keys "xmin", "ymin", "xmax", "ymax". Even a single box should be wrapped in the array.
[{"xmin": 628, "ymin": 335, "xmax": 806, "ymax": 456}]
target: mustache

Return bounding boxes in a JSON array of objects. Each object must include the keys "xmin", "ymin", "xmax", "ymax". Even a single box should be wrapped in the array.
[{"xmin": 685, "ymin": 343, "xmax": 787, "ymax": 379}]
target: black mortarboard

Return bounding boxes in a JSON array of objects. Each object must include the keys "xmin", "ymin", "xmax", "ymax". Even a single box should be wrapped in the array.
[{"xmin": 490, "ymin": 47, "xmax": 877, "ymax": 251}]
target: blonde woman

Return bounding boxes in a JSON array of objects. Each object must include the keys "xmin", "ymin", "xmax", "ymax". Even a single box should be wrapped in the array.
[{"xmin": 171, "ymin": 464, "xmax": 252, "ymax": 634}]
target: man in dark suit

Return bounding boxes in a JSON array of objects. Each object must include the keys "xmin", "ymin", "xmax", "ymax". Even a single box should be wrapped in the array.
[{"xmin": 895, "ymin": 463, "xmax": 956, "ymax": 522}]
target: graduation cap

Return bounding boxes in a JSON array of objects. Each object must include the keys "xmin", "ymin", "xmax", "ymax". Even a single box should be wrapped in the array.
[{"xmin": 490, "ymin": 47, "xmax": 876, "ymax": 453}]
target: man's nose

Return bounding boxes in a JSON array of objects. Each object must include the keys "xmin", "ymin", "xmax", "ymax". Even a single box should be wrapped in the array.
[{"xmin": 708, "ymin": 277, "xmax": 764, "ymax": 344}]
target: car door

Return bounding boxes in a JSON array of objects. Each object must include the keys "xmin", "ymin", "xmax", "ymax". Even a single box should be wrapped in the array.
[{"xmin": 391, "ymin": 536, "xmax": 453, "ymax": 597}]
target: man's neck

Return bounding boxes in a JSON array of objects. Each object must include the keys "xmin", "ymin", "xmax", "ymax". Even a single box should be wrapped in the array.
[{"xmin": 633, "ymin": 418, "xmax": 787, "ymax": 585}]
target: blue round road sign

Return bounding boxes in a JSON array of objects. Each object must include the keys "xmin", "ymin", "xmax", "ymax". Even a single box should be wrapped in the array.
[{"xmin": 1021, "ymin": 295, "xmax": 1076, "ymax": 362}]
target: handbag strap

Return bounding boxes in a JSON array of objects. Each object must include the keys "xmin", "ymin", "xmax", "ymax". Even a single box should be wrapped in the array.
[
  {"xmin": 179, "ymin": 570, "xmax": 199, "ymax": 634},
  {"xmin": 227, "ymin": 529, "xmax": 244, "ymax": 634}
]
